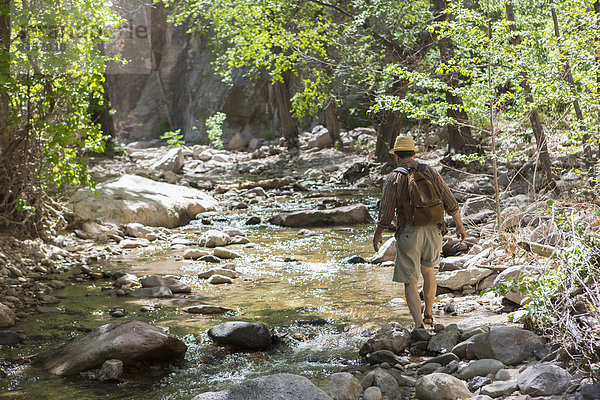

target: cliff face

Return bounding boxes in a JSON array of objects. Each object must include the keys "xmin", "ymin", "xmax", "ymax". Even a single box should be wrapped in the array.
[{"xmin": 107, "ymin": 5, "xmax": 280, "ymax": 143}]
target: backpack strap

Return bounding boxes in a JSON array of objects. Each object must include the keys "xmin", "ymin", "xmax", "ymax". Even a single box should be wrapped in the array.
[
  {"xmin": 416, "ymin": 163, "xmax": 426, "ymax": 172},
  {"xmin": 393, "ymin": 167, "xmax": 409, "ymax": 175}
]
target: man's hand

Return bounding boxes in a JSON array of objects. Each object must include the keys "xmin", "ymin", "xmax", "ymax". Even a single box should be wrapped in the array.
[
  {"xmin": 373, "ymin": 226, "xmax": 385, "ymax": 252},
  {"xmin": 456, "ymin": 223, "xmax": 466, "ymax": 242}
]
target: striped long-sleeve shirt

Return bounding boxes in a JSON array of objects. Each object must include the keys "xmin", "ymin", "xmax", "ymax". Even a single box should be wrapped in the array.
[{"xmin": 377, "ymin": 159, "xmax": 459, "ymax": 237}]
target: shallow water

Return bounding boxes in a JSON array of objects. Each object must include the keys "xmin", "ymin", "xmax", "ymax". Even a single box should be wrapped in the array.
[{"xmin": 1, "ymin": 187, "xmax": 416, "ymax": 400}]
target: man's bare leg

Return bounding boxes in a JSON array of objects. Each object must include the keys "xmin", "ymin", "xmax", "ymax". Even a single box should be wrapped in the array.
[
  {"xmin": 421, "ymin": 265, "xmax": 436, "ymax": 322},
  {"xmin": 404, "ymin": 283, "xmax": 423, "ymax": 327}
]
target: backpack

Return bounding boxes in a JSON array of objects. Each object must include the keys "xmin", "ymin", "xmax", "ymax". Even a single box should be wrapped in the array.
[{"xmin": 394, "ymin": 163, "xmax": 444, "ymax": 226}]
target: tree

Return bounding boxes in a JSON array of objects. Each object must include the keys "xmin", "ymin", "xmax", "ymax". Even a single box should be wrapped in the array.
[{"xmin": 0, "ymin": 0, "xmax": 116, "ymax": 235}]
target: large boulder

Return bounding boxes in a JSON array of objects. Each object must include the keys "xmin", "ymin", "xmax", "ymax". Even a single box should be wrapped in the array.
[
  {"xmin": 191, "ymin": 373, "xmax": 331, "ymax": 400},
  {"xmin": 415, "ymin": 373, "xmax": 472, "ymax": 400},
  {"xmin": 371, "ymin": 237, "xmax": 396, "ymax": 264},
  {"xmin": 70, "ymin": 174, "xmax": 217, "ymax": 228},
  {"xmin": 269, "ymin": 204, "xmax": 372, "ymax": 227},
  {"xmin": 359, "ymin": 322, "xmax": 412, "ymax": 356},
  {"xmin": 436, "ymin": 267, "xmax": 493, "ymax": 290},
  {"xmin": 321, "ymin": 372, "xmax": 362, "ymax": 400},
  {"xmin": 33, "ymin": 320, "xmax": 187, "ymax": 375},
  {"xmin": 0, "ymin": 303, "xmax": 16, "ymax": 328},
  {"xmin": 472, "ymin": 326, "xmax": 543, "ymax": 365},
  {"xmin": 207, "ymin": 321, "xmax": 271, "ymax": 351},
  {"xmin": 517, "ymin": 363, "xmax": 571, "ymax": 396}
]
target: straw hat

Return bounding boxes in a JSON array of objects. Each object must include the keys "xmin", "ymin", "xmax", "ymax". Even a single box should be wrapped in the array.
[{"xmin": 389, "ymin": 135, "xmax": 418, "ymax": 154}]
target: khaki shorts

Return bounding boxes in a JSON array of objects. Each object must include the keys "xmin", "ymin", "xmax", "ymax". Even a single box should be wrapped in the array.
[{"xmin": 393, "ymin": 224, "xmax": 442, "ymax": 283}]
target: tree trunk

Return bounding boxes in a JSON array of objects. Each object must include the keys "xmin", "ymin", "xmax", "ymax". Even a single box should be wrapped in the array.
[
  {"xmin": 0, "ymin": 0, "xmax": 9, "ymax": 147},
  {"xmin": 375, "ymin": 81, "xmax": 408, "ymax": 163},
  {"xmin": 324, "ymin": 100, "xmax": 341, "ymax": 144},
  {"xmin": 272, "ymin": 73, "xmax": 299, "ymax": 148},
  {"xmin": 433, "ymin": 0, "xmax": 479, "ymax": 155},
  {"xmin": 506, "ymin": 2, "xmax": 553, "ymax": 183},
  {"xmin": 549, "ymin": 1, "xmax": 590, "ymax": 162}
]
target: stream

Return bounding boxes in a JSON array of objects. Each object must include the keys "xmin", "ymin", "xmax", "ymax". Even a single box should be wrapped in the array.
[{"xmin": 1, "ymin": 185, "xmax": 416, "ymax": 400}]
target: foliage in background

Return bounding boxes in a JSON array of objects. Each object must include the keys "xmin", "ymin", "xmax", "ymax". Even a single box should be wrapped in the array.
[
  {"xmin": 205, "ymin": 112, "xmax": 226, "ymax": 149},
  {"xmin": 0, "ymin": 0, "xmax": 119, "ymax": 236}
]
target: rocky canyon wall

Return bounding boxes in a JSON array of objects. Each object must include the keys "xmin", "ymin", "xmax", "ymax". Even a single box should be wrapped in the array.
[{"xmin": 107, "ymin": 5, "xmax": 280, "ymax": 143}]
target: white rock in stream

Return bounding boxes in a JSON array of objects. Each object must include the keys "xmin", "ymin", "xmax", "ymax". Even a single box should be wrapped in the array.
[
  {"xmin": 70, "ymin": 174, "xmax": 217, "ymax": 228},
  {"xmin": 436, "ymin": 267, "xmax": 493, "ymax": 290},
  {"xmin": 371, "ymin": 237, "xmax": 396, "ymax": 263},
  {"xmin": 125, "ymin": 223, "xmax": 158, "ymax": 241},
  {"xmin": 200, "ymin": 230, "xmax": 231, "ymax": 248},
  {"xmin": 183, "ymin": 249, "xmax": 211, "ymax": 259}
]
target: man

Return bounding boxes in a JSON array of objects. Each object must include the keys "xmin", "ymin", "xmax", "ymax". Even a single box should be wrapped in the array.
[{"xmin": 373, "ymin": 135, "xmax": 466, "ymax": 328}]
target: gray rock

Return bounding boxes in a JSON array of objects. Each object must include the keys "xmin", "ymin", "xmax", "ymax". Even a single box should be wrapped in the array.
[
  {"xmin": 469, "ymin": 396, "xmax": 493, "ymax": 400},
  {"xmin": 359, "ymin": 322, "xmax": 412, "ymax": 356},
  {"xmin": 363, "ymin": 386, "xmax": 382, "ymax": 400},
  {"xmin": 367, "ymin": 350, "xmax": 406, "ymax": 366},
  {"xmin": 0, "ymin": 330, "xmax": 20, "ymax": 346},
  {"xmin": 361, "ymin": 369, "xmax": 401, "ymax": 400},
  {"xmin": 420, "ymin": 353, "xmax": 459, "ymax": 367},
  {"xmin": 481, "ymin": 381, "xmax": 518, "ymax": 397},
  {"xmin": 495, "ymin": 368, "xmax": 520, "ymax": 381},
  {"xmin": 460, "ymin": 326, "xmax": 489, "ymax": 341},
  {"xmin": 417, "ymin": 362, "xmax": 442, "ymax": 375},
  {"xmin": 141, "ymin": 276, "xmax": 191, "ymax": 293},
  {"xmin": 192, "ymin": 373, "xmax": 330, "ymax": 400},
  {"xmin": 308, "ymin": 127, "xmax": 333, "ymax": 149},
  {"xmin": 0, "ymin": 303, "xmax": 16, "ymax": 328},
  {"xmin": 427, "ymin": 324, "xmax": 460, "ymax": 354},
  {"xmin": 131, "ymin": 286, "xmax": 173, "ymax": 298},
  {"xmin": 517, "ymin": 363, "xmax": 571, "ymax": 396},
  {"xmin": 98, "ymin": 359, "xmax": 123, "ymax": 382},
  {"xmin": 182, "ymin": 305, "xmax": 232, "ymax": 315},
  {"xmin": 468, "ymin": 376, "xmax": 492, "ymax": 392},
  {"xmin": 152, "ymin": 148, "xmax": 185, "ymax": 173},
  {"xmin": 70, "ymin": 175, "xmax": 217, "ymax": 228},
  {"xmin": 451, "ymin": 339, "xmax": 475, "ymax": 359},
  {"xmin": 457, "ymin": 359, "xmax": 504, "ymax": 380},
  {"xmin": 207, "ymin": 321, "xmax": 271, "ymax": 351},
  {"xmin": 33, "ymin": 320, "xmax": 186, "ymax": 375},
  {"xmin": 472, "ymin": 326, "xmax": 543, "ymax": 365},
  {"xmin": 576, "ymin": 383, "xmax": 600, "ymax": 400},
  {"xmin": 321, "ymin": 372, "xmax": 362, "ymax": 400},
  {"xmin": 269, "ymin": 204, "xmax": 372, "ymax": 227},
  {"xmin": 436, "ymin": 268, "xmax": 493, "ymax": 290},
  {"xmin": 415, "ymin": 373, "xmax": 472, "ymax": 400}
]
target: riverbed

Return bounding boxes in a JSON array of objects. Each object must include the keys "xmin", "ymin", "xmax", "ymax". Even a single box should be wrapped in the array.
[{"xmin": 1, "ymin": 186, "xmax": 418, "ymax": 400}]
